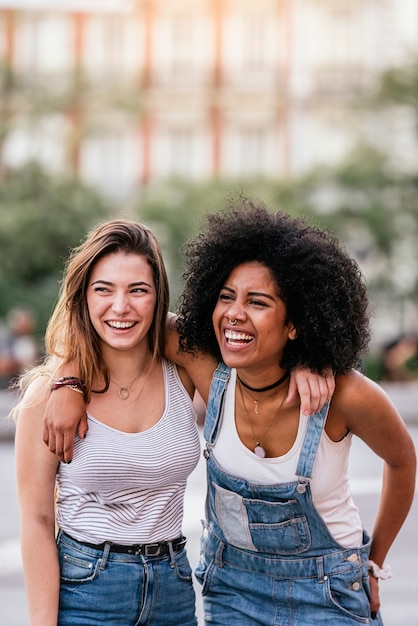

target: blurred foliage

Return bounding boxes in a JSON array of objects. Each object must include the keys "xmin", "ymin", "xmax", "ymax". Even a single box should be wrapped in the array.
[
  {"xmin": 0, "ymin": 163, "xmax": 111, "ymax": 336},
  {"xmin": 1, "ymin": 57, "xmax": 418, "ymax": 382},
  {"xmin": 134, "ymin": 180, "xmax": 258, "ymax": 305},
  {"xmin": 132, "ymin": 146, "xmax": 418, "ymax": 309},
  {"xmin": 377, "ymin": 59, "xmax": 418, "ymax": 113},
  {"xmin": 1, "ymin": 154, "xmax": 417, "ymax": 382}
]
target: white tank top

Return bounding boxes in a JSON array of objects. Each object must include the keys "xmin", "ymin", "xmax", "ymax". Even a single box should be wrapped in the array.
[
  {"xmin": 213, "ymin": 369, "xmax": 363, "ymax": 548},
  {"xmin": 56, "ymin": 359, "xmax": 200, "ymax": 545}
]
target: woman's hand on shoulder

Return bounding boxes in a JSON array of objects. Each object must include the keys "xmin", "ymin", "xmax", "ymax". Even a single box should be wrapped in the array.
[
  {"xmin": 287, "ymin": 366, "xmax": 335, "ymax": 416},
  {"xmin": 42, "ymin": 386, "xmax": 88, "ymax": 464}
]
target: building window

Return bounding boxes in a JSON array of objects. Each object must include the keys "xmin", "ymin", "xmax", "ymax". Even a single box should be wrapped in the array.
[
  {"xmin": 14, "ymin": 15, "xmax": 72, "ymax": 77},
  {"xmin": 152, "ymin": 126, "xmax": 210, "ymax": 180},
  {"xmin": 223, "ymin": 126, "xmax": 279, "ymax": 177},
  {"xmin": 80, "ymin": 125, "xmax": 141, "ymax": 198},
  {"xmin": 3, "ymin": 115, "xmax": 68, "ymax": 172},
  {"xmin": 83, "ymin": 15, "xmax": 142, "ymax": 81}
]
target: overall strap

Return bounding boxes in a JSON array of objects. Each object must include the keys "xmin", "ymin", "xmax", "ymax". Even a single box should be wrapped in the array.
[
  {"xmin": 295, "ymin": 402, "xmax": 330, "ymax": 484},
  {"xmin": 204, "ymin": 362, "xmax": 231, "ymax": 444}
]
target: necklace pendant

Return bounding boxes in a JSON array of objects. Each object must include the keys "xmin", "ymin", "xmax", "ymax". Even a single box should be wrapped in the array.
[
  {"xmin": 118, "ymin": 387, "xmax": 130, "ymax": 400},
  {"xmin": 254, "ymin": 444, "xmax": 266, "ymax": 458},
  {"xmin": 254, "ymin": 400, "xmax": 259, "ymax": 414}
]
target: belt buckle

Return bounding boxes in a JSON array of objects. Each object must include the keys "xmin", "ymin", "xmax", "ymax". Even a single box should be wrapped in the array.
[{"xmin": 144, "ymin": 543, "xmax": 162, "ymax": 557}]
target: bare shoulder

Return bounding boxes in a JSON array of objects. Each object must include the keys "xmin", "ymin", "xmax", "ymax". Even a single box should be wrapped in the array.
[
  {"xmin": 164, "ymin": 313, "xmax": 218, "ymax": 403},
  {"xmin": 329, "ymin": 369, "xmax": 411, "ymax": 450},
  {"xmin": 332, "ymin": 369, "xmax": 394, "ymax": 412},
  {"xmin": 15, "ymin": 375, "xmax": 51, "ymax": 420}
]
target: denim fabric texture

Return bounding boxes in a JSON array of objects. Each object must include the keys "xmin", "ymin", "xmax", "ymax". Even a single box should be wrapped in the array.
[
  {"xmin": 196, "ymin": 362, "xmax": 383, "ymax": 625},
  {"xmin": 56, "ymin": 530, "xmax": 197, "ymax": 625}
]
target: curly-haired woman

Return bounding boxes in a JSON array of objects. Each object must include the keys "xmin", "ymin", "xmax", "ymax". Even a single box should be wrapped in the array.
[{"xmin": 174, "ymin": 197, "xmax": 415, "ymax": 625}]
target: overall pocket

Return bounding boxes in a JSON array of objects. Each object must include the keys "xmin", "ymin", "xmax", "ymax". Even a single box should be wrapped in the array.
[
  {"xmin": 214, "ymin": 482, "xmax": 311, "ymax": 554},
  {"xmin": 324, "ymin": 560, "xmax": 371, "ymax": 623}
]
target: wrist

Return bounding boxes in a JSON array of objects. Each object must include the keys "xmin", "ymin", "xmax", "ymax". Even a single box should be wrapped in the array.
[
  {"xmin": 49, "ymin": 376, "xmax": 86, "ymax": 395},
  {"xmin": 367, "ymin": 560, "xmax": 392, "ymax": 580}
]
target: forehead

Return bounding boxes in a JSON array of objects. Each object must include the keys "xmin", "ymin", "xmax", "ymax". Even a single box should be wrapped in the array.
[
  {"xmin": 224, "ymin": 261, "xmax": 278, "ymax": 291},
  {"xmin": 91, "ymin": 252, "xmax": 153, "ymax": 280}
]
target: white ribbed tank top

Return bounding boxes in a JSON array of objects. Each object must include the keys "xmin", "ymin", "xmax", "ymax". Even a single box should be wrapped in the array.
[{"xmin": 56, "ymin": 359, "xmax": 200, "ymax": 545}]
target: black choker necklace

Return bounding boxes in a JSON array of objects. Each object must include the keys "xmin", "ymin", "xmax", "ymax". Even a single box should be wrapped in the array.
[{"xmin": 237, "ymin": 371, "xmax": 289, "ymax": 393}]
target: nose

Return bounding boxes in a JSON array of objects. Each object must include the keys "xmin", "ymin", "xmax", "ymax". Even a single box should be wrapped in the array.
[
  {"xmin": 225, "ymin": 302, "xmax": 245, "ymax": 323},
  {"xmin": 112, "ymin": 291, "xmax": 130, "ymax": 316}
]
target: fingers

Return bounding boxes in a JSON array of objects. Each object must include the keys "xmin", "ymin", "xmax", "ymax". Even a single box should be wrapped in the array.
[
  {"xmin": 300, "ymin": 378, "xmax": 321, "ymax": 416},
  {"xmin": 322, "ymin": 366, "xmax": 335, "ymax": 402},
  {"xmin": 42, "ymin": 419, "xmax": 75, "ymax": 463},
  {"xmin": 42, "ymin": 387, "xmax": 88, "ymax": 462},
  {"xmin": 368, "ymin": 575, "xmax": 380, "ymax": 620},
  {"xmin": 288, "ymin": 367, "xmax": 335, "ymax": 416},
  {"xmin": 61, "ymin": 432, "xmax": 76, "ymax": 464},
  {"xmin": 76, "ymin": 414, "xmax": 89, "ymax": 441}
]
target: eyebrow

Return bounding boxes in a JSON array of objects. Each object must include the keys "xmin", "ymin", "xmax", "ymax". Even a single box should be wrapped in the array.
[
  {"xmin": 91, "ymin": 279, "xmax": 153, "ymax": 289},
  {"xmin": 221, "ymin": 285, "xmax": 276, "ymax": 302}
]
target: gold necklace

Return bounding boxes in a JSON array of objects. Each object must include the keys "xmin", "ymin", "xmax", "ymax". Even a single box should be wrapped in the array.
[
  {"xmin": 237, "ymin": 378, "xmax": 288, "ymax": 458},
  {"xmin": 111, "ymin": 376, "xmax": 140, "ymax": 399},
  {"xmin": 238, "ymin": 372, "xmax": 289, "ymax": 415},
  {"xmin": 238, "ymin": 385, "xmax": 276, "ymax": 414},
  {"xmin": 110, "ymin": 360, "xmax": 151, "ymax": 400}
]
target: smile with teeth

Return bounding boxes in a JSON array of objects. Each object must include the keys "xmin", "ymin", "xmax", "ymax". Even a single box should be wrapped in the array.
[
  {"xmin": 225, "ymin": 329, "xmax": 254, "ymax": 345},
  {"xmin": 107, "ymin": 321, "xmax": 136, "ymax": 329}
]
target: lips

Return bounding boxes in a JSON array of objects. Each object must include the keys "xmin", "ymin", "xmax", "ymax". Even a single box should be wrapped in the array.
[{"xmin": 224, "ymin": 329, "xmax": 254, "ymax": 346}]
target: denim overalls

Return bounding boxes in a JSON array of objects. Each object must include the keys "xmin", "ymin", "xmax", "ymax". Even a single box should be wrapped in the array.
[{"xmin": 195, "ymin": 363, "xmax": 383, "ymax": 625}]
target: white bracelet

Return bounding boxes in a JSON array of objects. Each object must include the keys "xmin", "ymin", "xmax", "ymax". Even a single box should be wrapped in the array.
[{"xmin": 367, "ymin": 560, "xmax": 393, "ymax": 580}]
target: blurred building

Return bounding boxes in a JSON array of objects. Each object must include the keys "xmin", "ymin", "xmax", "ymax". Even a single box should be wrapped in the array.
[{"xmin": 0, "ymin": 0, "xmax": 417, "ymax": 199}]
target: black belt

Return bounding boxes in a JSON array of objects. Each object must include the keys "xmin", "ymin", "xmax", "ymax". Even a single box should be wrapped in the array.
[{"xmin": 63, "ymin": 532, "xmax": 187, "ymax": 557}]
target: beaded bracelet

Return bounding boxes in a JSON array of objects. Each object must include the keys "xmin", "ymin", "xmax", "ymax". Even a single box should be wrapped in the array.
[
  {"xmin": 50, "ymin": 376, "xmax": 86, "ymax": 395},
  {"xmin": 367, "ymin": 560, "xmax": 393, "ymax": 580}
]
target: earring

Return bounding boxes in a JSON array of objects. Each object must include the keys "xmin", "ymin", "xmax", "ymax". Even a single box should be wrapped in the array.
[{"xmin": 228, "ymin": 319, "xmax": 237, "ymax": 326}]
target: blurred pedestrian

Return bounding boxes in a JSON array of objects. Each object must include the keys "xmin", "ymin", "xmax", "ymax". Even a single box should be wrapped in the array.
[
  {"xmin": 0, "ymin": 308, "xmax": 38, "ymax": 387},
  {"xmin": 380, "ymin": 334, "xmax": 418, "ymax": 381}
]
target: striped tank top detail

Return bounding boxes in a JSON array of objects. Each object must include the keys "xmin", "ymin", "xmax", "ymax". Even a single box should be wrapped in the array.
[{"xmin": 56, "ymin": 359, "xmax": 200, "ymax": 545}]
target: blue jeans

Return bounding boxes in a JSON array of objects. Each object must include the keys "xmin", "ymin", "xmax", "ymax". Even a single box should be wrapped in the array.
[{"xmin": 57, "ymin": 530, "xmax": 197, "ymax": 625}]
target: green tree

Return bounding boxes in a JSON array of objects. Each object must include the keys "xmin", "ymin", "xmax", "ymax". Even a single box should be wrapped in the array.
[
  {"xmin": 378, "ymin": 59, "xmax": 418, "ymax": 115},
  {"xmin": 0, "ymin": 163, "xmax": 111, "ymax": 336}
]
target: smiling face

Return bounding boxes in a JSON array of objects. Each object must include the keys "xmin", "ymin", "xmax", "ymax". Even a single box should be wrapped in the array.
[
  {"xmin": 212, "ymin": 261, "xmax": 296, "ymax": 377},
  {"xmin": 86, "ymin": 252, "xmax": 157, "ymax": 355}
]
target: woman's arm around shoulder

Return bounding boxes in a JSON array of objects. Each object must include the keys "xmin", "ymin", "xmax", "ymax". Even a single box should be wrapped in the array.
[
  {"xmin": 165, "ymin": 313, "xmax": 335, "ymax": 411},
  {"xmin": 164, "ymin": 313, "xmax": 218, "ymax": 404},
  {"xmin": 42, "ymin": 368, "xmax": 88, "ymax": 463},
  {"xmin": 330, "ymin": 370, "xmax": 416, "ymax": 616},
  {"xmin": 15, "ymin": 377, "xmax": 61, "ymax": 626}
]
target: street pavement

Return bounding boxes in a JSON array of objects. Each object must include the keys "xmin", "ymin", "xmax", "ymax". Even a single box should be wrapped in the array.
[{"xmin": 1, "ymin": 384, "xmax": 417, "ymax": 626}]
